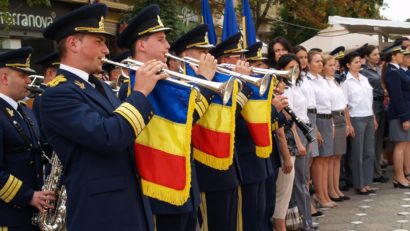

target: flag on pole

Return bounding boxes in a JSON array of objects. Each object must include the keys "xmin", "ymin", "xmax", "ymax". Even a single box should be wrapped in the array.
[
  {"xmin": 242, "ymin": 0, "xmax": 257, "ymax": 48},
  {"xmin": 221, "ymin": 0, "xmax": 239, "ymax": 41},
  {"xmin": 201, "ymin": 0, "xmax": 217, "ymax": 45}
]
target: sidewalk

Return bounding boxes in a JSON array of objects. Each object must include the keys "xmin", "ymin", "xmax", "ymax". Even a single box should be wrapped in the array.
[{"xmin": 316, "ymin": 166, "xmax": 410, "ymax": 231}]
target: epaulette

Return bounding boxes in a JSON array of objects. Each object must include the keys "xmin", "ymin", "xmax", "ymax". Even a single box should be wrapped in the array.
[{"xmin": 47, "ymin": 75, "xmax": 67, "ymax": 87}]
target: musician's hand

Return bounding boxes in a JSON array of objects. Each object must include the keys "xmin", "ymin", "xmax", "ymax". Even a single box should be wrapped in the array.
[
  {"xmin": 374, "ymin": 117, "xmax": 379, "ymax": 131},
  {"xmin": 30, "ymin": 190, "xmax": 55, "ymax": 212},
  {"xmin": 133, "ymin": 60, "xmax": 169, "ymax": 96},
  {"xmin": 234, "ymin": 60, "xmax": 252, "ymax": 75},
  {"xmin": 197, "ymin": 53, "xmax": 217, "ymax": 81},
  {"xmin": 271, "ymin": 95, "xmax": 288, "ymax": 112},
  {"xmin": 282, "ymin": 157, "xmax": 293, "ymax": 174}
]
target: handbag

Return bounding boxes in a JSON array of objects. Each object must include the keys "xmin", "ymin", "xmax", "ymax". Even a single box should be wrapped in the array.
[{"xmin": 285, "ymin": 200, "xmax": 303, "ymax": 231}]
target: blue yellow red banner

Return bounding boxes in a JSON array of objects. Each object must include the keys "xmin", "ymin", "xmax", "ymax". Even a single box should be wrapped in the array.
[
  {"xmin": 130, "ymin": 70, "xmax": 196, "ymax": 205},
  {"xmin": 190, "ymin": 65, "xmax": 239, "ymax": 170},
  {"xmin": 240, "ymin": 74, "xmax": 274, "ymax": 158}
]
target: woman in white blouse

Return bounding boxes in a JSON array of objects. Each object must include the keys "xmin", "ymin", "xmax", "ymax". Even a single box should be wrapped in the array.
[
  {"xmin": 322, "ymin": 55, "xmax": 350, "ymax": 202},
  {"xmin": 341, "ymin": 51, "xmax": 378, "ymax": 195},
  {"xmin": 307, "ymin": 51, "xmax": 336, "ymax": 208}
]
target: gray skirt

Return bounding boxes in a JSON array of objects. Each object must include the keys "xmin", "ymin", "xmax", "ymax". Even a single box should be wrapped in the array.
[
  {"xmin": 389, "ymin": 119, "xmax": 410, "ymax": 142},
  {"xmin": 332, "ymin": 111, "xmax": 347, "ymax": 155},
  {"xmin": 316, "ymin": 117, "xmax": 334, "ymax": 157},
  {"xmin": 307, "ymin": 112, "xmax": 319, "ymax": 157}
]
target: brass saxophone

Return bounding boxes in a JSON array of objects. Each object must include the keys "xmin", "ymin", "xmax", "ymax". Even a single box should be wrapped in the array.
[{"xmin": 32, "ymin": 152, "xmax": 67, "ymax": 231}]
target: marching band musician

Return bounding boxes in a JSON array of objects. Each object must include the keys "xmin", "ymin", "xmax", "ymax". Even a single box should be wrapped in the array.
[
  {"xmin": 0, "ymin": 47, "xmax": 54, "ymax": 231},
  {"xmin": 116, "ymin": 6, "xmax": 216, "ymax": 231},
  {"xmin": 194, "ymin": 32, "xmax": 251, "ymax": 231},
  {"xmin": 40, "ymin": 3, "xmax": 167, "ymax": 230},
  {"xmin": 32, "ymin": 52, "xmax": 60, "ymax": 157}
]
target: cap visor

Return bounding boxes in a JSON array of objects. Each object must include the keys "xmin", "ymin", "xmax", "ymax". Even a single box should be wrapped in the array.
[{"xmin": 12, "ymin": 67, "xmax": 36, "ymax": 74}]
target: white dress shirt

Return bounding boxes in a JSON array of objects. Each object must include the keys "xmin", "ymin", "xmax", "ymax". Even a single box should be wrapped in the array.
[
  {"xmin": 60, "ymin": 63, "xmax": 94, "ymax": 87},
  {"xmin": 326, "ymin": 77, "xmax": 347, "ymax": 111},
  {"xmin": 341, "ymin": 72, "xmax": 373, "ymax": 117},
  {"xmin": 0, "ymin": 92, "xmax": 18, "ymax": 110},
  {"xmin": 285, "ymin": 84, "xmax": 309, "ymax": 123},
  {"xmin": 299, "ymin": 75, "xmax": 317, "ymax": 110},
  {"xmin": 307, "ymin": 72, "xmax": 332, "ymax": 114}
]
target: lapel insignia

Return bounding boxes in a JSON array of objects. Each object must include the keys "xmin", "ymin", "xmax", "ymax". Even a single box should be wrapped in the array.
[
  {"xmin": 47, "ymin": 75, "xmax": 67, "ymax": 87},
  {"xmin": 6, "ymin": 108, "xmax": 14, "ymax": 117},
  {"xmin": 74, "ymin": 80, "xmax": 85, "ymax": 90}
]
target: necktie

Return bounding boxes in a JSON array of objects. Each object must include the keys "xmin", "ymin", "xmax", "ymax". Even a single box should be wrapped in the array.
[{"xmin": 89, "ymin": 75, "xmax": 108, "ymax": 99}]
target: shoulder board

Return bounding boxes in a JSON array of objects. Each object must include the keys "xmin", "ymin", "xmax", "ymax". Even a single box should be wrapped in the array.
[
  {"xmin": 124, "ymin": 79, "xmax": 130, "ymax": 84},
  {"xmin": 47, "ymin": 75, "xmax": 67, "ymax": 87}
]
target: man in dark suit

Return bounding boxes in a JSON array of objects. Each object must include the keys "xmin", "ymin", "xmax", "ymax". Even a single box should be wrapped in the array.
[
  {"xmin": 40, "ymin": 3, "xmax": 167, "ymax": 231},
  {"xmin": 0, "ymin": 46, "xmax": 54, "ymax": 230}
]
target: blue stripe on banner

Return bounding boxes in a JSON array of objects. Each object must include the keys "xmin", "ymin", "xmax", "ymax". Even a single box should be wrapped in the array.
[{"xmin": 130, "ymin": 70, "xmax": 191, "ymax": 123}]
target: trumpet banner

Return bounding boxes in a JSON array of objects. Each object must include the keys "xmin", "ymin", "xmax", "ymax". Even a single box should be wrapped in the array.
[
  {"xmin": 130, "ymin": 71, "xmax": 197, "ymax": 206},
  {"xmin": 191, "ymin": 70, "xmax": 239, "ymax": 170},
  {"xmin": 240, "ymin": 75, "xmax": 274, "ymax": 158}
]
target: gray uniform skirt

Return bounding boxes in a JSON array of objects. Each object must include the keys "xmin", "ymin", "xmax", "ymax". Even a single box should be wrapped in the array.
[
  {"xmin": 332, "ymin": 111, "xmax": 347, "ymax": 155},
  {"xmin": 316, "ymin": 116, "xmax": 334, "ymax": 157},
  {"xmin": 307, "ymin": 112, "xmax": 319, "ymax": 158},
  {"xmin": 389, "ymin": 119, "xmax": 410, "ymax": 142}
]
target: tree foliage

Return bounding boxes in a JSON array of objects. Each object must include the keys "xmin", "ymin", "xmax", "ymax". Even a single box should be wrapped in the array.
[{"xmin": 271, "ymin": 0, "xmax": 384, "ymax": 45}]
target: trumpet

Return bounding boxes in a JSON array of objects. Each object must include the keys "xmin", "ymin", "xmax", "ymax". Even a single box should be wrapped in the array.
[
  {"xmin": 165, "ymin": 53, "xmax": 271, "ymax": 96},
  {"xmin": 102, "ymin": 58, "xmax": 235, "ymax": 105},
  {"xmin": 219, "ymin": 63, "xmax": 299, "ymax": 86},
  {"xmin": 27, "ymin": 75, "xmax": 45, "ymax": 97}
]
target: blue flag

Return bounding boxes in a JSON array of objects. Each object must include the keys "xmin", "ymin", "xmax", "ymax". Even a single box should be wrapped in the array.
[
  {"xmin": 242, "ymin": 0, "xmax": 256, "ymax": 48},
  {"xmin": 201, "ymin": 0, "xmax": 217, "ymax": 45},
  {"xmin": 222, "ymin": 0, "xmax": 239, "ymax": 41}
]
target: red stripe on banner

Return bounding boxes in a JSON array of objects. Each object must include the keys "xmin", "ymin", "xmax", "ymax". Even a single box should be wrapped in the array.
[
  {"xmin": 192, "ymin": 124, "xmax": 231, "ymax": 158},
  {"xmin": 134, "ymin": 143, "xmax": 186, "ymax": 190},
  {"xmin": 246, "ymin": 122, "xmax": 270, "ymax": 146}
]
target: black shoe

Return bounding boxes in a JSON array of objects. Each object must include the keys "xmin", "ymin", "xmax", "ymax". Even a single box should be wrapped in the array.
[
  {"xmin": 312, "ymin": 211, "xmax": 324, "ymax": 217},
  {"xmin": 329, "ymin": 196, "xmax": 344, "ymax": 202},
  {"xmin": 373, "ymin": 176, "xmax": 389, "ymax": 183},
  {"xmin": 393, "ymin": 180, "xmax": 410, "ymax": 189},
  {"xmin": 355, "ymin": 189, "xmax": 370, "ymax": 195},
  {"xmin": 340, "ymin": 195, "xmax": 350, "ymax": 200},
  {"xmin": 367, "ymin": 189, "xmax": 376, "ymax": 194}
]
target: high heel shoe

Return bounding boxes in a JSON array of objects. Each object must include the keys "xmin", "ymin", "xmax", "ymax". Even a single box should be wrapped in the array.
[
  {"xmin": 355, "ymin": 188, "xmax": 370, "ymax": 195},
  {"xmin": 329, "ymin": 196, "xmax": 344, "ymax": 202},
  {"xmin": 312, "ymin": 195, "xmax": 334, "ymax": 208},
  {"xmin": 393, "ymin": 180, "xmax": 410, "ymax": 189}
]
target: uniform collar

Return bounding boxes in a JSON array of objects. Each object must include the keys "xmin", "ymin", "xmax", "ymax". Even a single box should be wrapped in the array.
[
  {"xmin": 0, "ymin": 92, "xmax": 18, "ymax": 110},
  {"xmin": 401, "ymin": 66, "xmax": 409, "ymax": 71},
  {"xmin": 306, "ymin": 71, "xmax": 321, "ymax": 80},
  {"xmin": 390, "ymin": 63, "xmax": 400, "ymax": 69},
  {"xmin": 346, "ymin": 71, "xmax": 364, "ymax": 81},
  {"xmin": 59, "ymin": 63, "xmax": 90, "ymax": 83}
]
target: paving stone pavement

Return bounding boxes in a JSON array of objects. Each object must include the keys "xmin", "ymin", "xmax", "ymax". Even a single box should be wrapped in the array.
[{"xmin": 316, "ymin": 167, "xmax": 410, "ymax": 231}]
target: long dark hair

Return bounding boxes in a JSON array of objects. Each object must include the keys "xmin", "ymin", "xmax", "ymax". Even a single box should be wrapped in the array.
[
  {"xmin": 267, "ymin": 37, "xmax": 293, "ymax": 68},
  {"xmin": 277, "ymin": 53, "xmax": 302, "ymax": 86},
  {"xmin": 381, "ymin": 49, "xmax": 402, "ymax": 90}
]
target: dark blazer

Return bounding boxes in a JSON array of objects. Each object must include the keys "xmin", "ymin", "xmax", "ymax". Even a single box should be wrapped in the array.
[
  {"xmin": 40, "ymin": 69, "xmax": 154, "ymax": 231},
  {"xmin": 0, "ymin": 99, "xmax": 43, "ymax": 228},
  {"xmin": 384, "ymin": 64, "xmax": 410, "ymax": 122}
]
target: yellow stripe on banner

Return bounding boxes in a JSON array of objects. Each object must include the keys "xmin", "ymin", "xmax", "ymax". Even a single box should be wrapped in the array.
[
  {"xmin": 0, "ymin": 175, "xmax": 14, "ymax": 198},
  {"xmin": 200, "ymin": 192, "xmax": 209, "ymax": 231},
  {"xmin": 241, "ymin": 100, "xmax": 269, "ymax": 123},
  {"xmin": 139, "ymin": 88, "xmax": 197, "ymax": 206},
  {"xmin": 137, "ymin": 116, "xmax": 186, "ymax": 156},
  {"xmin": 196, "ymin": 104, "xmax": 232, "ymax": 133},
  {"xmin": 4, "ymin": 180, "xmax": 22, "ymax": 203},
  {"xmin": 237, "ymin": 186, "xmax": 243, "ymax": 231}
]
